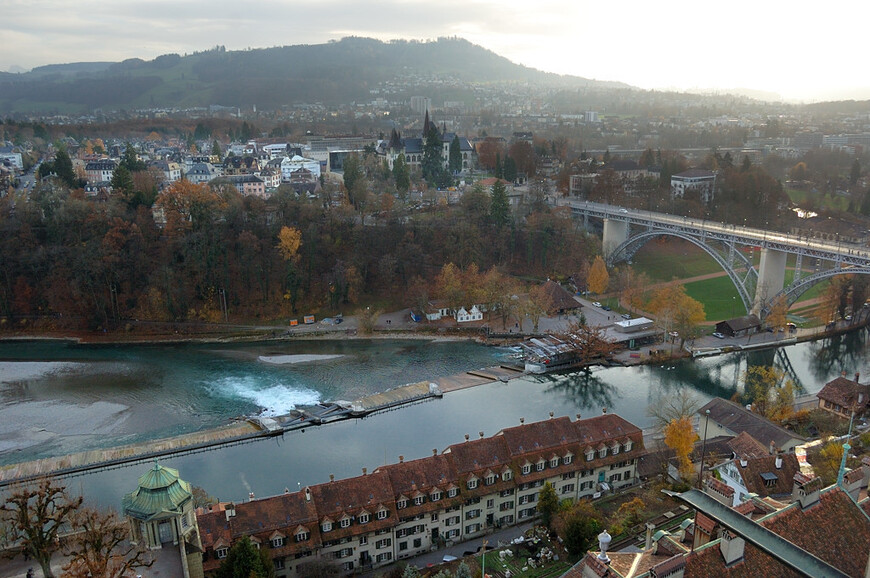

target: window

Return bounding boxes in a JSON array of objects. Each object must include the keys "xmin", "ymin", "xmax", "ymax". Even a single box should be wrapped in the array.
[
  {"xmin": 561, "ymin": 484, "xmax": 575, "ymax": 494},
  {"xmin": 375, "ymin": 538, "xmax": 392, "ymax": 549},
  {"xmin": 274, "ymin": 558, "xmax": 285, "ymax": 570},
  {"xmin": 486, "ymin": 499, "xmax": 494, "ymax": 509},
  {"xmin": 321, "ymin": 521, "xmax": 332, "ymax": 533},
  {"xmin": 466, "ymin": 509, "xmax": 481, "ymax": 520},
  {"xmin": 503, "ymin": 470, "xmax": 513, "ymax": 481},
  {"xmin": 446, "ymin": 529, "xmax": 460, "ymax": 539},
  {"xmin": 446, "ymin": 516, "xmax": 460, "ymax": 526},
  {"xmin": 358, "ymin": 513, "xmax": 370, "ymax": 524},
  {"xmin": 500, "ymin": 515, "xmax": 515, "ymax": 525},
  {"xmin": 399, "ymin": 541, "xmax": 408, "ymax": 551},
  {"xmin": 466, "ymin": 523, "xmax": 481, "ymax": 534},
  {"xmin": 518, "ymin": 507, "xmax": 537, "ymax": 519},
  {"xmin": 611, "ymin": 444, "xmax": 620, "ymax": 455},
  {"xmin": 499, "ymin": 501, "xmax": 514, "ymax": 511},
  {"xmin": 431, "ymin": 513, "xmax": 439, "ymax": 522},
  {"xmin": 182, "ymin": 513, "xmax": 190, "ymax": 528},
  {"xmin": 336, "ymin": 548, "xmax": 353, "ymax": 559},
  {"xmin": 397, "ymin": 498, "xmax": 408, "ymax": 509},
  {"xmin": 295, "ymin": 531, "xmax": 309, "ymax": 543},
  {"xmin": 272, "ymin": 537, "xmax": 285, "ymax": 548},
  {"xmin": 550, "ymin": 457, "xmax": 559, "ymax": 468},
  {"xmin": 342, "ymin": 562, "xmax": 354, "ymax": 571},
  {"xmin": 536, "ymin": 460, "xmax": 545, "ymax": 472},
  {"xmin": 467, "ymin": 478, "xmax": 478, "ymax": 490},
  {"xmin": 564, "ymin": 454, "xmax": 573, "ymax": 465},
  {"xmin": 413, "ymin": 496, "xmax": 424, "ymax": 506},
  {"xmin": 562, "ymin": 472, "xmax": 576, "ymax": 480},
  {"xmin": 295, "ymin": 551, "xmax": 312, "ymax": 559},
  {"xmin": 431, "ymin": 491, "xmax": 442, "ymax": 502},
  {"xmin": 465, "ymin": 496, "xmax": 480, "ymax": 506},
  {"xmin": 359, "ymin": 535, "xmax": 368, "ymax": 545},
  {"xmin": 376, "ymin": 552, "xmax": 393, "ymax": 563},
  {"xmin": 485, "ymin": 474, "xmax": 496, "ymax": 486},
  {"xmin": 500, "ymin": 488, "xmax": 515, "ymax": 497},
  {"xmin": 397, "ymin": 528, "xmax": 409, "ymax": 538},
  {"xmin": 377, "ymin": 509, "xmax": 388, "ymax": 520},
  {"xmin": 598, "ymin": 447, "xmax": 607, "ymax": 459},
  {"xmin": 216, "ymin": 547, "xmax": 228, "ymax": 559},
  {"xmin": 413, "ymin": 538, "xmax": 422, "ymax": 548},
  {"xmin": 522, "ymin": 464, "xmax": 532, "ymax": 475},
  {"xmin": 586, "ymin": 449, "xmax": 595, "ymax": 461},
  {"xmin": 624, "ymin": 440, "xmax": 633, "ymax": 452},
  {"xmin": 448, "ymin": 488, "xmax": 458, "ymax": 498},
  {"xmin": 340, "ymin": 518, "xmax": 351, "ymax": 529}
]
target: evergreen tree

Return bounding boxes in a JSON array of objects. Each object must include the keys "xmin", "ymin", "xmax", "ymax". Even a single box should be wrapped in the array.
[
  {"xmin": 449, "ymin": 135, "xmax": 462, "ymax": 174},
  {"xmin": 538, "ymin": 481, "xmax": 559, "ymax": 529},
  {"xmin": 53, "ymin": 148, "xmax": 77, "ymax": 188},
  {"xmin": 212, "ymin": 140, "xmax": 222, "ymax": 159},
  {"xmin": 489, "ymin": 180, "xmax": 510, "ymax": 229},
  {"xmin": 120, "ymin": 143, "xmax": 146, "ymax": 172},
  {"xmin": 110, "ymin": 164, "xmax": 135, "ymax": 198},
  {"xmin": 741, "ymin": 155, "xmax": 752, "ymax": 172},
  {"xmin": 495, "ymin": 153, "xmax": 503, "ymax": 179},
  {"xmin": 215, "ymin": 536, "xmax": 273, "ymax": 578},
  {"xmin": 851, "ymin": 159, "xmax": 861, "ymax": 185},
  {"xmin": 392, "ymin": 153, "xmax": 410, "ymax": 198},
  {"xmin": 503, "ymin": 156, "xmax": 518, "ymax": 182},
  {"xmin": 421, "ymin": 124, "xmax": 443, "ymax": 184},
  {"xmin": 342, "ymin": 153, "xmax": 365, "ymax": 209}
]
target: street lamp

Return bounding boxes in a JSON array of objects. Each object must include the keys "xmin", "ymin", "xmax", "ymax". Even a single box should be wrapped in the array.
[{"xmin": 697, "ymin": 409, "xmax": 710, "ymax": 489}]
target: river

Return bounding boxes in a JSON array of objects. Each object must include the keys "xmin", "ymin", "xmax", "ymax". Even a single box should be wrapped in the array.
[{"xmin": 0, "ymin": 331, "xmax": 867, "ymax": 508}]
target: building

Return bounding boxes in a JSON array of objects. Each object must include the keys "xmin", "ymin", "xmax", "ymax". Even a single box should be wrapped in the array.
[
  {"xmin": 281, "ymin": 155, "xmax": 321, "ymax": 182},
  {"xmin": 84, "ymin": 159, "xmax": 117, "ymax": 184},
  {"xmin": 671, "ymin": 169, "xmax": 716, "ymax": 203},
  {"xmin": 186, "ymin": 162, "xmax": 220, "ymax": 185},
  {"xmin": 409, "ymin": 96, "xmax": 431, "ymax": 115},
  {"xmin": 0, "ymin": 146, "xmax": 23, "ymax": 171},
  {"xmin": 697, "ymin": 398, "xmax": 806, "ymax": 453},
  {"xmin": 122, "ymin": 462, "xmax": 204, "ymax": 578},
  {"xmin": 197, "ymin": 414, "xmax": 644, "ymax": 577},
  {"xmin": 711, "ymin": 433, "xmax": 801, "ymax": 506},
  {"xmin": 714, "ymin": 314, "xmax": 761, "ymax": 338},
  {"xmin": 225, "ymin": 174, "xmax": 266, "ymax": 198},
  {"xmin": 537, "ymin": 280, "xmax": 582, "ymax": 315},
  {"xmin": 816, "ymin": 374, "xmax": 870, "ymax": 419},
  {"xmin": 150, "ymin": 160, "xmax": 182, "ymax": 184}
]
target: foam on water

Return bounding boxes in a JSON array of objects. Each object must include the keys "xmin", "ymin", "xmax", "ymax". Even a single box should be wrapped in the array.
[{"xmin": 209, "ymin": 376, "xmax": 321, "ymax": 416}]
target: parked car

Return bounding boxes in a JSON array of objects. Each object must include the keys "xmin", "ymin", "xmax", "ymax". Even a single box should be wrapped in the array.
[
  {"xmin": 592, "ymin": 301, "xmax": 602, "ymax": 308},
  {"xmin": 602, "ymin": 305, "xmax": 612, "ymax": 311},
  {"xmin": 621, "ymin": 313, "xmax": 632, "ymax": 320},
  {"xmin": 712, "ymin": 332, "xmax": 726, "ymax": 339}
]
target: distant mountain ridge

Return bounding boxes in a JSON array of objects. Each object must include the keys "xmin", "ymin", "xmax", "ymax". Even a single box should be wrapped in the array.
[{"xmin": 0, "ymin": 37, "xmax": 628, "ymax": 114}]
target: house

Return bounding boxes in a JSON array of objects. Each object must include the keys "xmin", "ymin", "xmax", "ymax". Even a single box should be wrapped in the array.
[
  {"xmin": 84, "ymin": 159, "xmax": 117, "ymax": 184},
  {"xmin": 671, "ymin": 168, "xmax": 716, "ymax": 203},
  {"xmin": 698, "ymin": 398, "xmax": 806, "ymax": 453},
  {"xmin": 150, "ymin": 160, "xmax": 182, "ymax": 183},
  {"xmin": 711, "ymin": 436, "xmax": 801, "ymax": 506},
  {"xmin": 257, "ymin": 167, "xmax": 282, "ymax": 189},
  {"xmin": 455, "ymin": 306, "xmax": 483, "ymax": 323},
  {"xmin": 538, "ymin": 280, "xmax": 582, "ymax": 315},
  {"xmin": 187, "ymin": 162, "xmax": 220, "ymax": 185},
  {"xmin": 197, "ymin": 414, "xmax": 644, "ymax": 577},
  {"xmin": 225, "ymin": 174, "xmax": 266, "ymax": 198},
  {"xmin": 281, "ymin": 155, "xmax": 321, "ymax": 181},
  {"xmin": 0, "ymin": 146, "xmax": 23, "ymax": 171},
  {"xmin": 714, "ymin": 314, "xmax": 761, "ymax": 337},
  {"xmin": 816, "ymin": 374, "xmax": 870, "ymax": 419}
]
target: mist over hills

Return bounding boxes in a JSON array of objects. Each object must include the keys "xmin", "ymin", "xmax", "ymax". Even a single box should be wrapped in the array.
[{"xmin": 0, "ymin": 37, "xmax": 628, "ymax": 114}]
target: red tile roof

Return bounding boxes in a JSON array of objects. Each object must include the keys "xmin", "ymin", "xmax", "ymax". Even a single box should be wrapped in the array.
[
  {"xmin": 736, "ymin": 454, "xmax": 801, "ymax": 498},
  {"xmin": 817, "ymin": 376, "xmax": 870, "ymax": 413},
  {"xmin": 727, "ymin": 431, "xmax": 769, "ymax": 460}
]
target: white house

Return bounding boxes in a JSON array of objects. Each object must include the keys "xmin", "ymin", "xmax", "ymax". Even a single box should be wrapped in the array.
[
  {"xmin": 281, "ymin": 155, "xmax": 321, "ymax": 182},
  {"xmin": 671, "ymin": 168, "xmax": 717, "ymax": 203},
  {"xmin": 456, "ymin": 306, "xmax": 483, "ymax": 323}
]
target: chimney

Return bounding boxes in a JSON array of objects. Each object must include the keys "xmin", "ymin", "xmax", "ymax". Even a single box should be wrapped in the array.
[
  {"xmin": 719, "ymin": 529, "xmax": 746, "ymax": 566},
  {"xmin": 225, "ymin": 502, "xmax": 236, "ymax": 521},
  {"xmin": 432, "ymin": 449, "xmax": 437, "ymax": 456},
  {"xmin": 576, "ymin": 413, "xmax": 582, "ymax": 420},
  {"xmin": 399, "ymin": 455, "xmax": 404, "ymax": 463},
  {"xmin": 775, "ymin": 456, "xmax": 783, "ymax": 469},
  {"xmin": 479, "ymin": 431, "xmax": 484, "ymax": 439},
  {"xmin": 644, "ymin": 522, "xmax": 656, "ymax": 550},
  {"xmin": 602, "ymin": 407, "xmax": 608, "ymax": 414},
  {"xmin": 739, "ymin": 458, "xmax": 748, "ymax": 467},
  {"xmin": 792, "ymin": 473, "xmax": 822, "ymax": 509},
  {"xmin": 362, "ymin": 467, "xmax": 367, "ymax": 475},
  {"xmin": 769, "ymin": 440, "xmax": 776, "ymax": 455},
  {"xmin": 249, "ymin": 492, "xmax": 255, "ymax": 501},
  {"xmin": 856, "ymin": 372, "xmax": 861, "ymax": 383},
  {"xmin": 464, "ymin": 434, "xmax": 470, "ymax": 441},
  {"xmin": 305, "ymin": 487, "xmax": 311, "ymax": 502},
  {"xmin": 520, "ymin": 417, "xmax": 525, "ymax": 424},
  {"xmin": 284, "ymin": 487, "xmax": 290, "ymax": 494},
  {"xmin": 549, "ymin": 411, "xmax": 554, "ymax": 419},
  {"xmin": 329, "ymin": 474, "xmax": 334, "ymax": 483}
]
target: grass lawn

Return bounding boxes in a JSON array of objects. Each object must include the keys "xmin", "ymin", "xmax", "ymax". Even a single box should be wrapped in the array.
[
  {"xmin": 786, "ymin": 187, "xmax": 850, "ymax": 212},
  {"xmin": 681, "ymin": 276, "xmax": 742, "ymax": 321},
  {"xmin": 631, "ymin": 239, "xmax": 723, "ymax": 281}
]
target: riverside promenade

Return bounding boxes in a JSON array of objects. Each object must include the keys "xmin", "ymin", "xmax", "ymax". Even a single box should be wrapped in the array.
[{"xmin": 0, "ymin": 364, "xmax": 525, "ymax": 486}]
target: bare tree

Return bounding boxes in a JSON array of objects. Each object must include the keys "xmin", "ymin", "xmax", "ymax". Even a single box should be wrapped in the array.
[
  {"xmin": 647, "ymin": 389, "xmax": 700, "ymax": 431},
  {"xmin": 62, "ymin": 507, "xmax": 153, "ymax": 578},
  {"xmin": 0, "ymin": 478, "xmax": 83, "ymax": 578}
]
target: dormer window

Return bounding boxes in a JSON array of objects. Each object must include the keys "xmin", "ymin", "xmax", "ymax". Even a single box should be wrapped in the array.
[
  {"xmin": 413, "ymin": 495, "xmax": 424, "ymax": 506},
  {"xmin": 216, "ymin": 547, "xmax": 228, "ymax": 559},
  {"xmin": 502, "ymin": 470, "xmax": 513, "ymax": 481},
  {"xmin": 564, "ymin": 454, "xmax": 573, "ymax": 465},
  {"xmin": 340, "ymin": 517, "xmax": 351, "ymax": 528},
  {"xmin": 322, "ymin": 521, "xmax": 333, "ymax": 533},
  {"xmin": 550, "ymin": 457, "xmax": 559, "ymax": 468},
  {"xmin": 624, "ymin": 440, "xmax": 633, "ymax": 452},
  {"xmin": 447, "ymin": 487, "xmax": 458, "ymax": 498},
  {"xmin": 522, "ymin": 463, "xmax": 532, "ymax": 475},
  {"xmin": 397, "ymin": 498, "xmax": 408, "ymax": 509},
  {"xmin": 376, "ymin": 508, "xmax": 388, "ymax": 520},
  {"xmin": 295, "ymin": 528, "xmax": 310, "ymax": 542},
  {"xmin": 536, "ymin": 459, "xmax": 545, "ymax": 472},
  {"xmin": 485, "ymin": 473, "xmax": 496, "ymax": 486},
  {"xmin": 358, "ymin": 513, "xmax": 370, "ymax": 524},
  {"xmin": 467, "ymin": 478, "xmax": 478, "ymax": 490},
  {"xmin": 598, "ymin": 446, "xmax": 607, "ymax": 459},
  {"xmin": 272, "ymin": 536, "xmax": 285, "ymax": 548},
  {"xmin": 611, "ymin": 443, "xmax": 620, "ymax": 456},
  {"xmin": 585, "ymin": 448, "xmax": 595, "ymax": 461}
]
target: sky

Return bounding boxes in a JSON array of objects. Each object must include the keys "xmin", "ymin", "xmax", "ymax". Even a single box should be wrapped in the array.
[{"xmin": 3, "ymin": 0, "xmax": 869, "ymax": 103}]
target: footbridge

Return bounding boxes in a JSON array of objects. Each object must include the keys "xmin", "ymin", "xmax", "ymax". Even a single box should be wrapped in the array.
[{"xmin": 561, "ymin": 200, "xmax": 870, "ymax": 318}]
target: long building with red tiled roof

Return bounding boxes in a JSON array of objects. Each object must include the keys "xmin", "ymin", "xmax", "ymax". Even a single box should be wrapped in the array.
[{"xmin": 196, "ymin": 413, "xmax": 644, "ymax": 577}]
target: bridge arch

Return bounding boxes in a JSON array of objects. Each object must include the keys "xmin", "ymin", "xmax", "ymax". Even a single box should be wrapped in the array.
[
  {"xmin": 607, "ymin": 230, "xmax": 756, "ymax": 314},
  {"xmin": 775, "ymin": 266, "xmax": 870, "ymax": 309}
]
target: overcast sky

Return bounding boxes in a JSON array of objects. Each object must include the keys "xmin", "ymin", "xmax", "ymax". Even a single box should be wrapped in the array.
[{"xmin": 3, "ymin": 0, "xmax": 868, "ymax": 102}]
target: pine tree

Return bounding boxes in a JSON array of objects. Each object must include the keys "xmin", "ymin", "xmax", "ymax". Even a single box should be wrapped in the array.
[
  {"xmin": 489, "ymin": 180, "xmax": 510, "ymax": 229},
  {"xmin": 421, "ymin": 124, "xmax": 443, "ymax": 183},
  {"xmin": 392, "ymin": 153, "xmax": 410, "ymax": 198},
  {"xmin": 449, "ymin": 135, "xmax": 462, "ymax": 174}
]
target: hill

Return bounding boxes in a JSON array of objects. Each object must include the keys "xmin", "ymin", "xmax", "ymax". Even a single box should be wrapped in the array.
[{"xmin": 0, "ymin": 37, "xmax": 628, "ymax": 114}]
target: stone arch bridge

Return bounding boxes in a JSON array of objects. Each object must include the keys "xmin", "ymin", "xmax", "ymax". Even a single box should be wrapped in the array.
[{"xmin": 563, "ymin": 200, "xmax": 870, "ymax": 318}]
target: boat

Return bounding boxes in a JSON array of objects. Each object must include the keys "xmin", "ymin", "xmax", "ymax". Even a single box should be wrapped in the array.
[{"xmin": 520, "ymin": 335, "xmax": 585, "ymax": 374}]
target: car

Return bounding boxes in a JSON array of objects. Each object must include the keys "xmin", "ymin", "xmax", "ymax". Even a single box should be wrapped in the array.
[
  {"xmin": 668, "ymin": 331, "xmax": 679, "ymax": 338},
  {"xmin": 602, "ymin": 305, "xmax": 612, "ymax": 311},
  {"xmin": 712, "ymin": 332, "xmax": 726, "ymax": 339},
  {"xmin": 621, "ymin": 313, "xmax": 632, "ymax": 320},
  {"xmin": 619, "ymin": 208, "xmax": 628, "ymax": 213},
  {"xmin": 592, "ymin": 301, "xmax": 602, "ymax": 308},
  {"xmin": 845, "ymin": 314, "xmax": 853, "ymax": 321}
]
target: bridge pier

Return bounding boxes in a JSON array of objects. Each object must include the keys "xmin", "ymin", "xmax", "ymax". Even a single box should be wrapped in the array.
[
  {"xmin": 603, "ymin": 219, "xmax": 629, "ymax": 261},
  {"xmin": 753, "ymin": 248, "xmax": 787, "ymax": 315}
]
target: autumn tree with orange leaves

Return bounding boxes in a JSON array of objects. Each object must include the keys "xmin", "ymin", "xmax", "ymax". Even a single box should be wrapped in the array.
[{"xmin": 664, "ymin": 416, "xmax": 698, "ymax": 480}]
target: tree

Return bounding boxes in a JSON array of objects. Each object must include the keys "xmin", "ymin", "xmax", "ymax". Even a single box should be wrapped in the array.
[
  {"xmin": 212, "ymin": 140, "xmax": 223, "ymax": 159},
  {"xmin": 421, "ymin": 124, "xmax": 443, "ymax": 184},
  {"xmin": 342, "ymin": 153, "xmax": 365, "ymax": 209},
  {"xmin": 403, "ymin": 564, "xmax": 421, "ymax": 578},
  {"xmin": 392, "ymin": 153, "xmax": 410, "ymax": 197},
  {"xmin": 554, "ymin": 322, "xmax": 619, "ymax": 366},
  {"xmin": 62, "ymin": 507, "xmax": 153, "ymax": 578},
  {"xmin": 119, "ymin": 143, "xmax": 146, "ymax": 173},
  {"xmin": 1, "ymin": 478, "xmax": 83, "ymax": 578},
  {"xmin": 110, "ymin": 164, "xmax": 134, "ymax": 199},
  {"xmin": 587, "ymin": 256, "xmax": 610, "ymax": 295},
  {"xmin": 192, "ymin": 486, "xmax": 218, "ymax": 509},
  {"xmin": 456, "ymin": 561, "xmax": 472, "ymax": 578},
  {"xmin": 53, "ymin": 148, "xmax": 77, "ymax": 188},
  {"xmin": 743, "ymin": 365, "xmax": 795, "ymax": 421},
  {"xmin": 664, "ymin": 416, "xmax": 698, "ymax": 480},
  {"xmin": 765, "ymin": 295, "xmax": 788, "ymax": 331},
  {"xmin": 647, "ymin": 389, "xmax": 699, "ymax": 431},
  {"xmin": 538, "ymin": 482, "xmax": 559, "ymax": 529},
  {"xmin": 616, "ymin": 497, "xmax": 645, "ymax": 530},
  {"xmin": 276, "ymin": 226, "xmax": 302, "ymax": 263},
  {"xmin": 489, "ymin": 180, "xmax": 510, "ymax": 229},
  {"xmin": 357, "ymin": 307, "xmax": 379, "ymax": 335},
  {"xmin": 851, "ymin": 159, "xmax": 861, "ymax": 186},
  {"xmin": 525, "ymin": 284, "xmax": 553, "ymax": 332},
  {"xmin": 215, "ymin": 535, "xmax": 274, "ymax": 578},
  {"xmin": 647, "ymin": 284, "xmax": 705, "ymax": 345},
  {"xmin": 449, "ymin": 135, "xmax": 462, "ymax": 174},
  {"xmin": 555, "ymin": 500, "xmax": 602, "ymax": 556}
]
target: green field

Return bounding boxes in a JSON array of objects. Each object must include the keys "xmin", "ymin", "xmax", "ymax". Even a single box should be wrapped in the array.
[{"xmin": 785, "ymin": 187, "xmax": 850, "ymax": 212}]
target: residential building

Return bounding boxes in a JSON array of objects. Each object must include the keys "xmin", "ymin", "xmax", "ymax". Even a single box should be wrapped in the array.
[
  {"xmin": 187, "ymin": 162, "xmax": 220, "ymax": 185},
  {"xmin": 84, "ymin": 159, "xmax": 117, "ymax": 184},
  {"xmin": 697, "ymin": 398, "xmax": 806, "ymax": 453},
  {"xmin": 197, "ymin": 413, "xmax": 643, "ymax": 577},
  {"xmin": 281, "ymin": 155, "xmax": 321, "ymax": 182},
  {"xmin": 0, "ymin": 146, "xmax": 23, "ymax": 170},
  {"xmin": 150, "ymin": 160, "xmax": 182, "ymax": 183},
  {"xmin": 816, "ymin": 374, "xmax": 870, "ymax": 419},
  {"xmin": 671, "ymin": 168, "xmax": 716, "ymax": 203},
  {"xmin": 711, "ymin": 433, "xmax": 801, "ymax": 506},
  {"xmin": 225, "ymin": 174, "xmax": 267, "ymax": 198}
]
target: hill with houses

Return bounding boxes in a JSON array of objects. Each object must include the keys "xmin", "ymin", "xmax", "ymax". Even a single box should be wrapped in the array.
[{"xmin": 0, "ymin": 37, "xmax": 627, "ymax": 114}]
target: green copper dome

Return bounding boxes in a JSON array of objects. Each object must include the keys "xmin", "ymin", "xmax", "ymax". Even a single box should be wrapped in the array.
[{"xmin": 122, "ymin": 461, "xmax": 193, "ymax": 521}]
